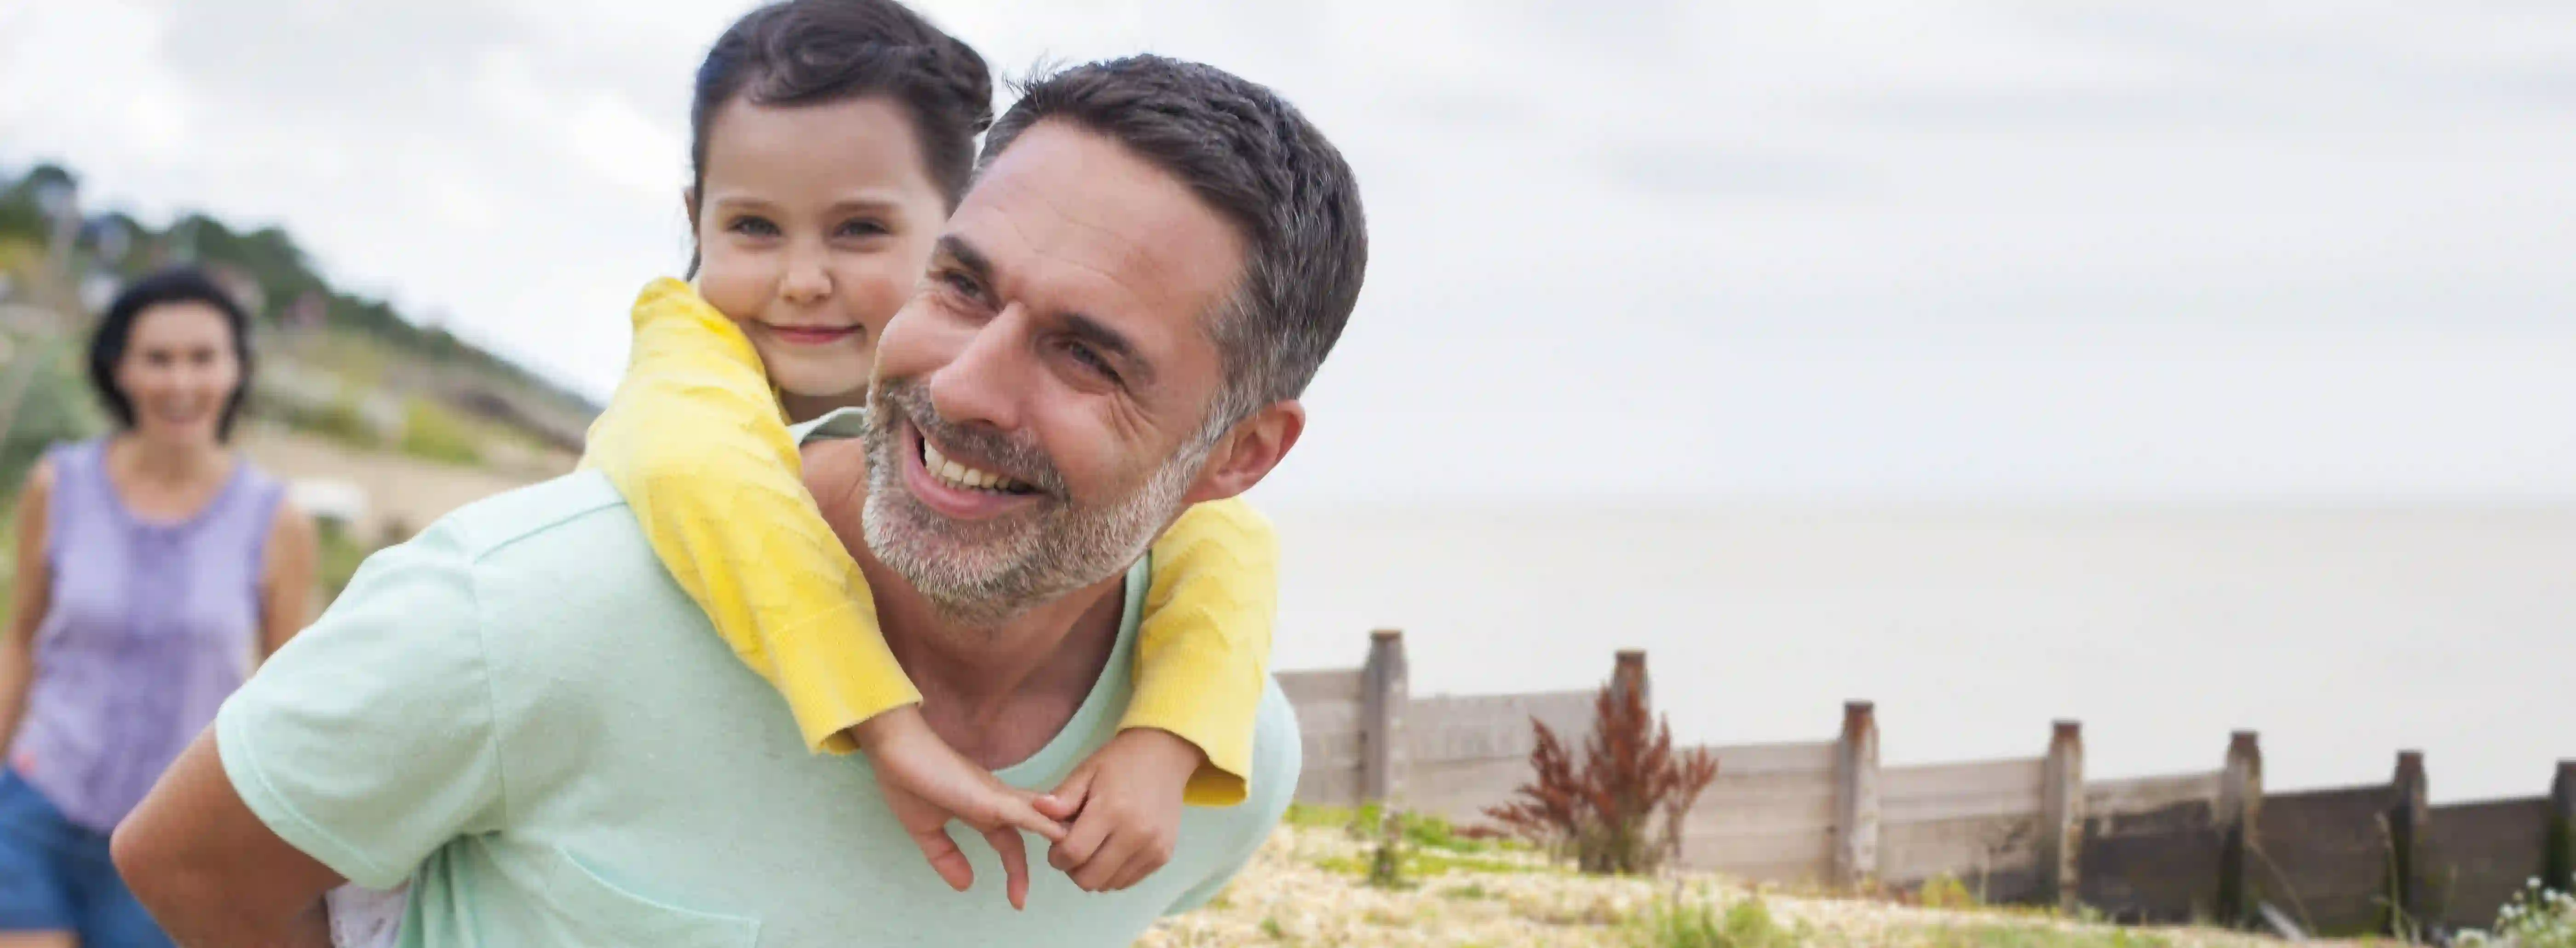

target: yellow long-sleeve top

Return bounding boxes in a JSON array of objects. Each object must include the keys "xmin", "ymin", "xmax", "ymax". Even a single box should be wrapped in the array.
[{"xmin": 581, "ymin": 279, "xmax": 1273, "ymax": 804}]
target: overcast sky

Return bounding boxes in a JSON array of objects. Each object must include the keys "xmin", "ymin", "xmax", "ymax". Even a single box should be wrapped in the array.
[{"xmin": 5, "ymin": 1, "xmax": 2573, "ymax": 505}]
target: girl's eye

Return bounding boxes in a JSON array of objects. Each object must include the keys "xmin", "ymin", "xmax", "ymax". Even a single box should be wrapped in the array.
[
  {"xmin": 727, "ymin": 216, "xmax": 780, "ymax": 237},
  {"xmin": 837, "ymin": 219, "xmax": 891, "ymax": 239}
]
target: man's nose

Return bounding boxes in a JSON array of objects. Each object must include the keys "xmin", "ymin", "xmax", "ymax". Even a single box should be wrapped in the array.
[{"xmin": 925, "ymin": 303, "xmax": 1034, "ymax": 433}]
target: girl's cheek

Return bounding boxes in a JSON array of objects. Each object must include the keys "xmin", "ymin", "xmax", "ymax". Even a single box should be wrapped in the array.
[{"xmin": 696, "ymin": 253, "xmax": 774, "ymax": 324}]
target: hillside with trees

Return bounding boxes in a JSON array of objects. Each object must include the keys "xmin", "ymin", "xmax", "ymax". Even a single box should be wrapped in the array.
[{"xmin": 0, "ymin": 161, "xmax": 599, "ymax": 493}]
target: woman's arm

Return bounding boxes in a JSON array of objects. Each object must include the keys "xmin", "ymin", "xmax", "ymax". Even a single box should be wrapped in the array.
[
  {"xmin": 259, "ymin": 500, "xmax": 320, "ymax": 658},
  {"xmin": 0, "ymin": 460, "xmax": 55, "ymax": 749}
]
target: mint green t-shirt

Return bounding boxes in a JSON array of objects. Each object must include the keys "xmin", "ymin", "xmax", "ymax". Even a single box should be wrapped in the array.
[{"xmin": 214, "ymin": 410, "xmax": 1300, "ymax": 947}]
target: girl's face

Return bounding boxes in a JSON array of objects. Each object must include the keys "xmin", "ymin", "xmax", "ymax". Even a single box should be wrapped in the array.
[
  {"xmin": 115, "ymin": 301, "xmax": 241, "ymax": 447},
  {"xmin": 692, "ymin": 95, "xmax": 951, "ymax": 415}
]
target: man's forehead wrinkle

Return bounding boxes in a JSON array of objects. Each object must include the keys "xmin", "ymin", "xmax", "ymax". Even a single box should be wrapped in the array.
[{"xmin": 981, "ymin": 174, "xmax": 1175, "ymax": 324}]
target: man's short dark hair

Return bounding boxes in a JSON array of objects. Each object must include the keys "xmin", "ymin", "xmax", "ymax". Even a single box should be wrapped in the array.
[{"xmin": 982, "ymin": 56, "xmax": 1368, "ymax": 432}]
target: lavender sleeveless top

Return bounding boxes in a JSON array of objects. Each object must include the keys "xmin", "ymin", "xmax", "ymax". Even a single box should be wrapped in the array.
[{"xmin": 9, "ymin": 439, "xmax": 283, "ymax": 831}]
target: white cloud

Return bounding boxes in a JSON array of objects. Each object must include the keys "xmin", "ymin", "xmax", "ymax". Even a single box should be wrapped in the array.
[{"xmin": 4, "ymin": 0, "xmax": 2573, "ymax": 503}]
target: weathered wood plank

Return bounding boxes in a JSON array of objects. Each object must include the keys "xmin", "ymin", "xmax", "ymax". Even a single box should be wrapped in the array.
[
  {"xmin": 2084, "ymin": 772, "xmax": 2223, "ymax": 817},
  {"xmin": 1277, "ymin": 669, "xmax": 1364, "ymax": 704},
  {"xmin": 1704, "ymin": 740, "xmax": 1840, "ymax": 776}
]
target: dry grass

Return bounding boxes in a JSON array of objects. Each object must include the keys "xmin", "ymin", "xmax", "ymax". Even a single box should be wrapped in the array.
[{"xmin": 1142, "ymin": 825, "xmax": 2355, "ymax": 948}]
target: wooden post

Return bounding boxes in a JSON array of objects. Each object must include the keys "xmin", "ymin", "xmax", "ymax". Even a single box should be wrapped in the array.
[
  {"xmin": 2548, "ymin": 762, "xmax": 2576, "ymax": 895},
  {"xmin": 2041, "ymin": 720, "xmax": 2086, "ymax": 913},
  {"xmin": 1834, "ymin": 701, "xmax": 1881, "ymax": 890},
  {"xmin": 1358, "ymin": 629, "xmax": 1409, "ymax": 805},
  {"xmin": 2386, "ymin": 750, "xmax": 2431, "ymax": 939},
  {"xmin": 1611, "ymin": 649, "xmax": 1650, "ymax": 712},
  {"xmin": 2218, "ymin": 731, "xmax": 2264, "ymax": 928}
]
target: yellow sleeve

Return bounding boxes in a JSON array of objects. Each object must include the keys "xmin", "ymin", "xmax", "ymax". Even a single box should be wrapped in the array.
[
  {"xmin": 1125, "ymin": 497, "xmax": 1278, "ymax": 807},
  {"xmin": 580, "ymin": 277, "xmax": 917, "ymax": 754}
]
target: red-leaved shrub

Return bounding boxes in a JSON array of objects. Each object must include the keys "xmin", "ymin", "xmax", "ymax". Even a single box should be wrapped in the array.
[{"xmin": 1482, "ymin": 679, "xmax": 1719, "ymax": 874}]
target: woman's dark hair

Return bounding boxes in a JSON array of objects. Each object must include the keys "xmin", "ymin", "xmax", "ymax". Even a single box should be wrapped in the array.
[
  {"xmin": 87, "ymin": 267, "xmax": 257, "ymax": 441},
  {"xmin": 687, "ymin": 0, "xmax": 994, "ymax": 270}
]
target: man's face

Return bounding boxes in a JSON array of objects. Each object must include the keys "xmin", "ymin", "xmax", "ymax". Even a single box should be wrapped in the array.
[{"xmin": 860, "ymin": 119, "xmax": 1249, "ymax": 624}]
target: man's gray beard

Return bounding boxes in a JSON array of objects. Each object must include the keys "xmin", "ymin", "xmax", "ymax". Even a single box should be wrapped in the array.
[{"xmin": 860, "ymin": 391, "xmax": 1208, "ymax": 629}]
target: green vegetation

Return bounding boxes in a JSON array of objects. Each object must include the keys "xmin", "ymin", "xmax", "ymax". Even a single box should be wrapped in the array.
[
  {"xmin": 1624, "ymin": 890, "xmax": 2174, "ymax": 948},
  {"xmin": 1440, "ymin": 881, "xmax": 1501, "ymax": 901},
  {"xmin": 1315, "ymin": 848, "xmax": 1543, "ymax": 881},
  {"xmin": 255, "ymin": 391, "xmax": 384, "ymax": 451},
  {"xmin": 314, "ymin": 520, "xmax": 378, "ymax": 605},
  {"xmin": 3, "ymin": 165, "xmax": 590, "ymax": 417},
  {"xmin": 1283, "ymin": 803, "xmax": 1524, "ymax": 855},
  {"xmin": 1, "ymin": 505, "xmax": 17, "ymax": 620},
  {"xmin": 1917, "ymin": 925, "xmax": 2174, "ymax": 948},
  {"xmin": 1, "ymin": 162, "xmax": 596, "ymax": 462},
  {"xmin": 1919, "ymin": 873, "xmax": 1983, "ymax": 911},
  {"xmin": 2458, "ymin": 883, "xmax": 2576, "ymax": 947},
  {"xmin": 398, "ymin": 398, "xmax": 485, "ymax": 467},
  {"xmin": 1626, "ymin": 894, "xmax": 1805, "ymax": 948},
  {"xmin": 1289, "ymin": 803, "xmax": 1551, "ymax": 886},
  {"xmin": 0, "ymin": 333, "xmax": 106, "ymax": 492}
]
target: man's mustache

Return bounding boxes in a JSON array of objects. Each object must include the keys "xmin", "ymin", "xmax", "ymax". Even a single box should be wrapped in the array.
[{"xmin": 873, "ymin": 378, "xmax": 1070, "ymax": 499}]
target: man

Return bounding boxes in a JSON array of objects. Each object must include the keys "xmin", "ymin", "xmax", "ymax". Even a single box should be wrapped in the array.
[{"xmin": 110, "ymin": 55, "xmax": 1366, "ymax": 947}]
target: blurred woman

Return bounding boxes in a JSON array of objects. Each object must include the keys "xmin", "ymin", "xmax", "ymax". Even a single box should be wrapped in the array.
[{"xmin": 0, "ymin": 268, "xmax": 316, "ymax": 948}]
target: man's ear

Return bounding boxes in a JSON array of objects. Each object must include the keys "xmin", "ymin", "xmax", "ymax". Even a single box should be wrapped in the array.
[{"xmin": 1184, "ymin": 400, "xmax": 1305, "ymax": 505}]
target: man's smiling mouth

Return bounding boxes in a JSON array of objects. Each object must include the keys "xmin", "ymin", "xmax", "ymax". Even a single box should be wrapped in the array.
[{"xmin": 921, "ymin": 434, "xmax": 1038, "ymax": 496}]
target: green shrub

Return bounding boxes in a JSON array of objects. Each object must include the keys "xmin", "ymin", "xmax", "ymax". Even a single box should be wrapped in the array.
[
  {"xmin": 0, "ymin": 333, "xmax": 104, "ymax": 491},
  {"xmin": 257, "ymin": 391, "xmax": 383, "ymax": 451},
  {"xmin": 314, "ymin": 520, "xmax": 377, "ymax": 604},
  {"xmin": 397, "ymin": 398, "xmax": 483, "ymax": 467},
  {"xmin": 2458, "ymin": 883, "xmax": 2576, "ymax": 948},
  {"xmin": 1284, "ymin": 803, "xmax": 1523, "ymax": 855},
  {"xmin": 1920, "ymin": 873, "xmax": 1983, "ymax": 911},
  {"xmin": 1627, "ymin": 894, "xmax": 1802, "ymax": 948}
]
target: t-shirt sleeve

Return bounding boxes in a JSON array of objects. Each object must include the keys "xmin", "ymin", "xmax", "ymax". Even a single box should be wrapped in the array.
[
  {"xmin": 1164, "ymin": 681, "xmax": 1302, "ymax": 915},
  {"xmin": 214, "ymin": 520, "xmax": 506, "ymax": 890}
]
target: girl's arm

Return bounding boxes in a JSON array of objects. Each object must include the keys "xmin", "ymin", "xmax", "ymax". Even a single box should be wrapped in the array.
[
  {"xmin": 583, "ymin": 278, "xmax": 917, "ymax": 752},
  {"xmin": 1124, "ymin": 497, "xmax": 1280, "ymax": 805}
]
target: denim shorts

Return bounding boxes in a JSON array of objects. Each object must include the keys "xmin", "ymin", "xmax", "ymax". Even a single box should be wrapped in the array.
[{"xmin": 0, "ymin": 768, "xmax": 174, "ymax": 947}]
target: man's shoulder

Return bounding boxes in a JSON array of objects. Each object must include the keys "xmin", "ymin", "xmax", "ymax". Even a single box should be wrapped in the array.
[
  {"xmin": 420, "ymin": 470, "xmax": 636, "ymax": 565},
  {"xmin": 1252, "ymin": 677, "xmax": 1303, "ymax": 793}
]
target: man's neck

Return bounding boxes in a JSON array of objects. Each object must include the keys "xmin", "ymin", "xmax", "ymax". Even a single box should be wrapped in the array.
[{"xmin": 803, "ymin": 439, "xmax": 1130, "ymax": 769}]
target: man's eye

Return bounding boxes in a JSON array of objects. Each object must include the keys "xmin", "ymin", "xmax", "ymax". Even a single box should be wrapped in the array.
[
  {"xmin": 727, "ymin": 216, "xmax": 780, "ymax": 237},
  {"xmin": 1064, "ymin": 341, "xmax": 1121, "ymax": 384},
  {"xmin": 940, "ymin": 270, "xmax": 982, "ymax": 298}
]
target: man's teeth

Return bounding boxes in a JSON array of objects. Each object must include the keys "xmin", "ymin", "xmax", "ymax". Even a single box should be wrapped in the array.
[{"xmin": 922, "ymin": 441, "xmax": 1027, "ymax": 493}]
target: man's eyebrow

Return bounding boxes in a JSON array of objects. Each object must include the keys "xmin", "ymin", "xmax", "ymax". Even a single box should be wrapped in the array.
[
  {"xmin": 935, "ymin": 234, "xmax": 995, "ymax": 288},
  {"xmin": 1060, "ymin": 312, "xmax": 1154, "ymax": 386}
]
